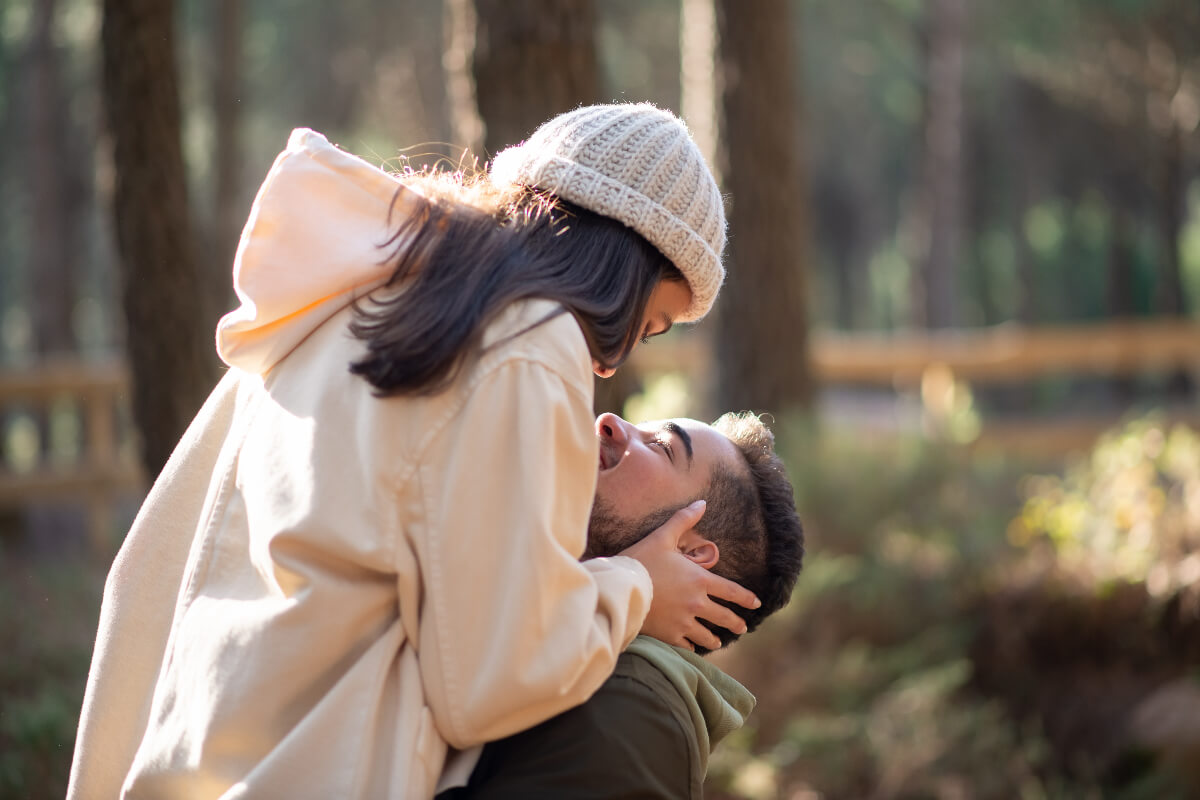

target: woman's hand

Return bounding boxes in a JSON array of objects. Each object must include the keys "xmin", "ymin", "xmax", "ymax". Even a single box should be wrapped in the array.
[{"xmin": 618, "ymin": 500, "xmax": 761, "ymax": 651}]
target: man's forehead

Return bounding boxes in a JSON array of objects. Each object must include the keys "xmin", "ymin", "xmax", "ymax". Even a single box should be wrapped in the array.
[{"xmin": 638, "ymin": 417, "xmax": 739, "ymax": 466}]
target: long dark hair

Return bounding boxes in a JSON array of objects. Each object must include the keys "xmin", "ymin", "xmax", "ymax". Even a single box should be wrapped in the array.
[{"xmin": 349, "ymin": 170, "xmax": 685, "ymax": 395}]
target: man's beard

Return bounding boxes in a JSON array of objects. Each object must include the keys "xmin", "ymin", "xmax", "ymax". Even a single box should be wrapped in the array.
[{"xmin": 584, "ymin": 497, "xmax": 672, "ymax": 560}]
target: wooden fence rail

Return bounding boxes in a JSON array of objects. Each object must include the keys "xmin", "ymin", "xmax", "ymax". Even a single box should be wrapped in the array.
[
  {"xmin": 629, "ymin": 317, "xmax": 1200, "ymax": 455},
  {"xmin": 629, "ymin": 318, "xmax": 1200, "ymax": 385},
  {"xmin": 0, "ymin": 359, "xmax": 143, "ymax": 550},
  {"xmin": 1, "ymin": 318, "xmax": 1198, "ymax": 543}
]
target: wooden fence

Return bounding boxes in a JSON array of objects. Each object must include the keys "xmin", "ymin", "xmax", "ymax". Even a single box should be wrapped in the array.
[
  {"xmin": 628, "ymin": 318, "xmax": 1200, "ymax": 384},
  {"xmin": 0, "ymin": 359, "xmax": 143, "ymax": 550},
  {"xmin": 1, "ymin": 318, "xmax": 1197, "ymax": 545},
  {"xmin": 628, "ymin": 317, "xmax": 1200, "ymax": 455}
]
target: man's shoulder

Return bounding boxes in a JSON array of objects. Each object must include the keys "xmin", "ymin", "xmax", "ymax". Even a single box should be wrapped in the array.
[
  {"xmin": 613, "ymin": 650, "xmax": 688, "ymax": 707},
  {"xmin": 600, "ymin": 651, "xmax": 692, "ymax": 729},
  {"xmin": 536, "ymin": 653, "xmax": 696, "ymax": 760},
  {"xmin": 441, "ymin": 651, "xmax": 701, "ymax": 799}
]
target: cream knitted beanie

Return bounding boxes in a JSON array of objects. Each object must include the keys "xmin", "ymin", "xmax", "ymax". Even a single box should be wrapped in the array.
[{"xmin": 489, "ymin": 103, "xmax": 726, "ymax": 322}]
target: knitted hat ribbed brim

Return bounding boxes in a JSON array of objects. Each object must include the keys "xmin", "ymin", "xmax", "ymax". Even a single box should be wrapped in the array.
[{"xmin": 489, "ymin": 103, "xmax": 726, "ymax": 322}]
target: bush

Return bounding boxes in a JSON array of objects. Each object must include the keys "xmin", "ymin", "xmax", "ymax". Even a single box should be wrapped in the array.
[
  {"xmin": 708, "ymin": 417, "xmax": 1200, "ymax": 799},
  {"xmin": 0, "ymin": 551, "xmax": 103, "ymax": 800}
]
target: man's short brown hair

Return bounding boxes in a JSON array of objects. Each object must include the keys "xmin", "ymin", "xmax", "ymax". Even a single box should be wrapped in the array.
[{"xmin": 692, "ymin": 412, "xmax": 804, "ymax": 653}]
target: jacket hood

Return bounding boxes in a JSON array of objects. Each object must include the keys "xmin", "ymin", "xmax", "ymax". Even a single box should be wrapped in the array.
[
  {"xmin": 625, "ymin": 635, "xmax": 755, "ymax": 775},
  {"xmin": 216, "ymin": 128, "xmax": 425, "ymax": 375}
]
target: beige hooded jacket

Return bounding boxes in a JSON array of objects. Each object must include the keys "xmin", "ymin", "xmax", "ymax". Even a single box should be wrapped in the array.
[{"xmin": 67, "ymin": 129, "xmax": 653, "ymax": 800}]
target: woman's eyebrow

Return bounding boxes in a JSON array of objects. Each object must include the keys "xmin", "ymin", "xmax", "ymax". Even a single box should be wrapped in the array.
[
  {"xmin": 644, "ymin": 313, "xmax": 674, "ymax": 340},
  {"xmin": 661, "ymin": 421, "xmax": 693, "ymax": 468}
]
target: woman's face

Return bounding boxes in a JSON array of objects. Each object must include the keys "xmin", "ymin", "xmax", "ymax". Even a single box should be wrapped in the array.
[{"xmin": 592, "ymin": 279, "xmax": 692, "ymax": 378}]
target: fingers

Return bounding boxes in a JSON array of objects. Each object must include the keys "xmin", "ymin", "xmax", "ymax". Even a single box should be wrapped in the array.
[
  {"xmin": 684, "ymin": 622, "xmax": 722, "ymax": 652},
  {"xmin": 641, "ymin": 499, "xmax": 707, "ymax": 548},
  {"xmin": 703, "ymin": 570, "xmax": 760, "ymax": 611},
  {"xmin": 667, "ymin": 499, "xmax": 706, "ymax": 535},
  {"xmin": 696, "ymin": 600, "xmax": 748, "ymax": 636}
]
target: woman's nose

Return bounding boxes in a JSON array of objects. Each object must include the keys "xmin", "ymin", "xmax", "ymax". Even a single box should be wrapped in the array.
[
  {"xmin": 595, "ymin": 412, "xmax": 629, "ymax": 444},
  {"xmin": 593, "ymin": 362, "xmax": 617, "ymax": 379}
]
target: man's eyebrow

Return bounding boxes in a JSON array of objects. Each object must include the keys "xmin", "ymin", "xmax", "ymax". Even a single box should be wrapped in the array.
[{"xmin": 661, "ymin": 421, "xmax": 693, "ymax": 468}]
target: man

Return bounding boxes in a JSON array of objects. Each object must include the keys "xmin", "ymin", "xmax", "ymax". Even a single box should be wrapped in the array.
[{"xmin": 439, "ymin": 410, "xmax": 805, "ymax": 798}]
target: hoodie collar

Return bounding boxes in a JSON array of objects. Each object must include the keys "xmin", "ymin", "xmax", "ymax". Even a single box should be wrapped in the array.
[
  {"xmin": 625, "ymin": 635, "xmax": 755, "ymax": 775},
  {"xmin": 216, "ymin": 128, "xmax": 425, "ymax": 375}
]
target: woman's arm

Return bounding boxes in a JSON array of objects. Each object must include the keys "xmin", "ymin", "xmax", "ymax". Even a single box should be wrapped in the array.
[{"xmin": 413, "ymin": 357, "xmax": 650, "ymax": 749}]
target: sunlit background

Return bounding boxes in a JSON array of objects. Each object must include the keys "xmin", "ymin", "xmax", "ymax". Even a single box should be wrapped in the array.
[{"xmin": 1, "ymin": 0, "xmax": 1199, "ymax": 797}]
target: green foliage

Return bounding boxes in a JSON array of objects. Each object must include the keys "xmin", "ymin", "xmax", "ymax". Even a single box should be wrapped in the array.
[
  {"xmin": 1182, "ymin": 185, "xmax": 1200, "ymax": 315},
  {"xmin": 1014, "ymin": 415, "xmax": 1200, "ymax": 592},
  {"xmin": 0, "ymin": 687, "xmax": 78, "ymax": 798},
  {"xmin": 0, "ymin": 553, "xmax": 103, "ymax": 800},
  {"xmin": 800, "ymin": 0, "xmax": 1198, "ymax": 331},
  {"xmin": 708, "ymin": 416, "xmax": 1200, "ymax": 798},
  {"xmin": 707, "ymin": 425, "xmax": 1072, "ymax": 798}
]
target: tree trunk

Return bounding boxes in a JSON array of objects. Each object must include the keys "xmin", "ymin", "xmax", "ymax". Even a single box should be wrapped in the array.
[
  {"xmin": 680, "ymin": 0, "xmax": 719, "ymax": 181},
  {"xmin": 1157, "ymin": 123, "xmax": 1192, "ymax": 399},
  {"xmin": 1107, "ymin": 208, "xmax": 1138, "ymax": 405},
  {"xmin": 1008, "ymin": 79, "xmax": 1041, "ymax": 326},
  {"xmin": 712, "ymin": 0, "xmax": 814, "ymax": 416},
  {"xmin": 910, "ymin": 0, "xmax": 965, "ymax": 329},
  {"xmin": 101, "ymin": 0, "xmax": 216, "ymax": 478},
  {"xmin": 400, "ymin": 0, "xmax": 451, "ymax": 152},
  {"xmin": 677, "ymin": 0, "xmax": 720, "ymax": 414},
  {"xmin": 0, "ymin": 32, "xmax": 12, "ymax": 328},
  {"xmin": 28, "ymin": 0, "xmax": 76, "ymax": 356},
  {"xmin": 471, "ymin": 0, "xmax": 601, "ymax": 157},
  {"xmin": 443, "ymin": 0, "xmax": 484, "ymax": 158},
  {"xmin": 1157, "ymin": 124, "xmax": 1186, "ymax": 317},
  {"xmin": 1106, "ymin": 210, "xmax": 1137, "ymax": 319},
  {"xmin": 463, "ymin": 0, "xmax": 626, "ymax": 413},
  {"xmin": 820, "ymin": 174, "xmax": 864, "ymax": 330},
  {"xmin": 210, "ymin": 0, "xmax": 242, "ymax": 313}
]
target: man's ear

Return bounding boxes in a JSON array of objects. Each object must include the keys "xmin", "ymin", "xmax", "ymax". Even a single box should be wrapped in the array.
[{"xmin": 677, "ymin": 528, "xmax": 719, "ymax": 570}]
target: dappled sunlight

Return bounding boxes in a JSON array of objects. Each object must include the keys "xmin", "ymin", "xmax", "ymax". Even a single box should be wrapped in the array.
[
  {"xmin": 708, "ymin": 413, "xmax": 1200, "ymax": 799},
  {"xmin": 919, "ymin": 363, "xmax": 981, "ymax": 444},
  {"xmin": 2, "ymin": 0, "xmax": 1198, "ymax": 795},
  {"xmin": 3, "ymin": 413, "xmax": 39, "ymax": 474},
  {"xmin": 1014, "ymin": 416, "xmax": 1200, "ymax": 592},
  {"xmin": 624, "ymin": 371, "xmax": 695, "ymax": 423}
]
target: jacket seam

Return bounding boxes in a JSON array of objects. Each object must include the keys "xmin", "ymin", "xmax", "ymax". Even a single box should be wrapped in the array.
[
  {"xmin": 393, "ymin": 347, "xmax": 591, "ymax": 491},
  {"xmin": 176, "ymin": 376, "xmax": 262, "ymax": 612},
  {"xmin": 142, "ymin": 375, "xmax": 262, "ymax": 738},
  {"xmin": 413, "ymin": 354, "xmax": 591, "ymax": 745}
]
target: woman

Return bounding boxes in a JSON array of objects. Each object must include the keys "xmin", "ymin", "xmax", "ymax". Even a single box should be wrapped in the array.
[{"xmin": 69, "ymin": 104, "xmax": 754, "ymax": 800}]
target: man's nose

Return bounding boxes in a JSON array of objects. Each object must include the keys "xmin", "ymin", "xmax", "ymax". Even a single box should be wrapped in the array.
[{"xmin": 595, "ymin": 412, "xmax": 629, "ymax": 445}]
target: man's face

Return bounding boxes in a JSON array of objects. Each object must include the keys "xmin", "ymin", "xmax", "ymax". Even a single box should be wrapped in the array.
[{"xmin": 587, "ymin": 412, "xmax": 742, "ymax": 556}]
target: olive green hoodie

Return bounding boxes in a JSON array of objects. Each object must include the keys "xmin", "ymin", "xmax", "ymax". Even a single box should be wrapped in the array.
[
  {"xmin": 442, "ymin": 635, "xmax": 754, "ymax": 799},
  {"xmin": 626, "ymin": 635, "xmax": 756, "ymax": 777}
]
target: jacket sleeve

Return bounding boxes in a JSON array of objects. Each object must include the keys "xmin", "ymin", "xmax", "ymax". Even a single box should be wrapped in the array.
[
  {"xmin": 67, "ymin": 370, "xmax": 244, "ymax": 799},
  {"xmin": 413, "ymin": 356, "xmax": 653, "ymax": 749}
]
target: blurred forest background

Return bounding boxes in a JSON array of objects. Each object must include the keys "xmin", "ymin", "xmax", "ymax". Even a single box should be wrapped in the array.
[{"xmin": 1, "ymin": 0, "xmax": 1199, "ymax": 798}]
